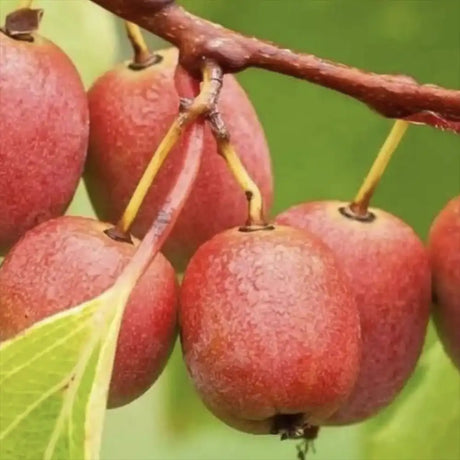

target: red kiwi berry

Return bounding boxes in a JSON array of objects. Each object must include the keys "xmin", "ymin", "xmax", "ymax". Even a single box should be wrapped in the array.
[
  {"xmin": 428, "ymin": 196, "xmax": 460, "ymax": 370},
  {"xmin": 0, "ymin": 9, "xmax": 88, "ymax": 254},
  {"xmin": 179, "ymin": 224, "xmax": 361, "ymax": 437}
]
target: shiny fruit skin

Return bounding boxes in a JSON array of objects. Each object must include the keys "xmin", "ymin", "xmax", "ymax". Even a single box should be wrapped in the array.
[
  {"xmin": 85, "ymin": 48, "xmax": 273, "ymax": 271},
  {"xmin": 179, "ymin": 225, "xmax": 361, "ymax": 435},
  {"xmin": 429, "ymin": 196, "xmax": 460, "ymax": 370},
  {"xmin": 277, "ymin": 201, "xmax": 431, "ymax": 424},
  {"xmin": 0, "ymin": 216, "xmax": 177, "ymax": 408},
  {"xmin": 0, "ymin": 32, "xmax": 88, "ymax": 254}
]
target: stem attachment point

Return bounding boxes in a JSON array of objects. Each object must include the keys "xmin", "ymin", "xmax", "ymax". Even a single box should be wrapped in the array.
[
  {"xmin": 239, "ymin": 223, "xmax": 275, "ymax": 233},
  {"xmin": 104, "ymin": 227, "xmax": 133, "ymax": 244},
  {"xmin": 128, "ymin": 53, "xmax": 163, "ymax": 71},
  {"xmin": 339, "ymin": 205, "xmax": 376, "ymax": 223}
]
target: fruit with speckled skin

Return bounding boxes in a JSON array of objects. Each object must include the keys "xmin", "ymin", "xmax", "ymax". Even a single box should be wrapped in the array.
[
  {"xmin": 276, "ymin": 201, "xmax": 431, "ymax": 424},
  {"xmin": 429, "ymin": 196, "xmax": 460, "ymax": 371},
  {"xmin": 0, "ymin": 216, "xmax": 177, "ymax": 408},
  {"xmin": 0, "ymin": 31, "xmax": 88, "ymax": 254},
  {"xmin": 85, "ymin": 48, "xmax": 273, "ymax": 271},
  {"xmin": 179, "ymin": 225, "xmax": 361, "ymax": 435}
]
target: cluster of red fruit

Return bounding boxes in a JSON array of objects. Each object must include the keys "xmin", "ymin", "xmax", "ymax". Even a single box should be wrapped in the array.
[{"xmin": 1, "ymin": 9, "xmax": 459, "ymax": 442}]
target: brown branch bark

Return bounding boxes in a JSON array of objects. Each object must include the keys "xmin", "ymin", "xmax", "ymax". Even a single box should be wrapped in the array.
[{"xmin": 90, "ymin": 0, "xmax": 460, "ymax": 132}]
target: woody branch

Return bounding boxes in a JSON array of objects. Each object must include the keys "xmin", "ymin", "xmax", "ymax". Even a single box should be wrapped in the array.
[{"xmin": 89, "ymin": 0, "xmax": 460, "ymax": 132}]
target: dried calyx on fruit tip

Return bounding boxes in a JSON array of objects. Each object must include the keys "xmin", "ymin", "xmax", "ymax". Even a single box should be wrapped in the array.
[
  {"xmin": 271, "ymin": 414, "xmax": 319, "ymax": 460},
  {"xmin": 2, "ymin": 8, "xmax": 43, "ymax": 41},
  {"xmin": 179, "ymin": 224, "xmax": 361, "ymax": 435},
  {"xmin": 271, "ymin": 413, "xmax": 319, "ymax": 440}
]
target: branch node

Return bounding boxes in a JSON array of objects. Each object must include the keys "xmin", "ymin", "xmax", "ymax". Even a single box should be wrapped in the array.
[
  {"xmin": 179, "ymin": 97, "xmax": 193, "ymax": 113},
  {"xmin": 207, "ymin": 110, "xmax": 230, "ymax": 142}
]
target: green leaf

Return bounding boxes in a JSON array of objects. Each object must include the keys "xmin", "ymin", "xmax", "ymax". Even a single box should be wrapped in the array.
[
  {"xmin": 365, "ymin": 342, "xmax": 460, "ymax": 460},
  {"xmin": 0, "ymin": 284, "xmax": 132, "ymax": 460}
]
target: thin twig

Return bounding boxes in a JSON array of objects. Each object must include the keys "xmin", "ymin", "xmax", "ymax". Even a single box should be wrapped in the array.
[
  {"xmin": 350, "ymin": 120, "xmax": 410, "ymax": 216},
  {"xmin": 124, "ymin": 21, "xmax": 152, "ymax": 66},
  {"xmin": 208, "ymin": 110, "xmax": 267, "ymax": 227}
]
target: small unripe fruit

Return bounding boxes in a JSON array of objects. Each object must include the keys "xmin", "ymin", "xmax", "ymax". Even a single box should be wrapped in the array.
[
  {"xmin": 277, "ymin": 201, "xmax": 431, "ymax": 424},
  {"xmin": 428, "ymin": 196, "xmax": 460, "ymax": 370},
  {"xmin": 179, "ymin": 225, "xmax": 361, "ymax": 436},
  {"xmin": 0, "ymin": 216, "xmax": 177, "ymax": 408},
  {"xmin": 85, "ymin": 48, "xmax": 273, "ymax": 270},
  {"xmin": 0, "ymin": 31, "xmax": 88, "ymax": 254}
]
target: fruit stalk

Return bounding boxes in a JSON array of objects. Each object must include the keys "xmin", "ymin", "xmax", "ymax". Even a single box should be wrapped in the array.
[
  {"xmin": 118, "ymin": 120, "xmax": 204, "ymax": 289},
  {"xmin": 112, "ymin": 59, "xmax": 224, "ymax": 239},
  {"xmin": 349, "ymin": 120, "xmax": 409, "ymax": 217},
  {"xmin": 209, "ymin": 110, "xmax": 266, "ymax": 226},
  {"xmin": 124, "ymin": 21, "xmax": 152, "ymax": 67}
]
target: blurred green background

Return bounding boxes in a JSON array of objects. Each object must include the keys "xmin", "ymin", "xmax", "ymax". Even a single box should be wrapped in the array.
[{"xmin": 1, "ymin": 1, "xmax": 459, "ymax": 459}]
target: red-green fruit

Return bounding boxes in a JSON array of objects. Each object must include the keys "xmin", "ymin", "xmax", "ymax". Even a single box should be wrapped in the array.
[
  {"xmin": 179, "ymin": 225, "xmax": 361, "ymax": 436},
  {"xmin": 0, "ymin": 31, "xmax": 88, "ymax": 254},
  {"xmin": 0, "ymin": 216, "xmax": 177, "ymax": 408},
  {"xmin": 428, "ymin": 196, "xmax": 460, "ymax": 370},
  {"xmin": 85, "ymin": 48, "xmax": 273, "ymax": 270},
  {"xmin": 277, "ymin": 201, "xmax": 431, "ymax": 424}
]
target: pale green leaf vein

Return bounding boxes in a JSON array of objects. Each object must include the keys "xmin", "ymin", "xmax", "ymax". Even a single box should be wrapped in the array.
[{"xmin": 0, "ymin": 320, "xmax": 91, "ymax": 385}]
